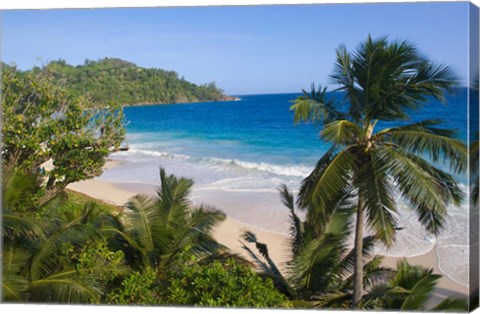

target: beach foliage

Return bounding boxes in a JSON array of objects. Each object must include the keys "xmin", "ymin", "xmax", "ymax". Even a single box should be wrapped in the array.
[
  {"xmin": 105, "ymin": 268, "xmax": 160, "ymax": 305},
  {"xmin": 2, "ymin": 194, "xmax": 127, "ymax": 303},
  {"xmin": 160, "ymin": 258, "xmax": 288, "ymax": 307},
  {"xmin": 1, "ymin": 154, "xmax": 286, "ymax": 307},
  {"xmin": 242, "ymin": 185, "xmax": 392, "ymax": 308},
  {"xmin": 362, "ymin": 259, "xmax": 468, "ymax": 311},
  {"xmin": 291, "ymin": 35, "xmax": 466, "ymax": 307},
  {"xmin": 99, "ymin": 168, "xmax": 286, "ymax": 307},
  {"xmin": 105, "ymin": 258, "xmax": 288, "ymax": 307},
  {"xmin": 1, "ymin": 65, "xmax": 126, "ymax": 207},
  {"xmin": 106, "ymin": 168, "xmax": 228, "ymax": 269}
]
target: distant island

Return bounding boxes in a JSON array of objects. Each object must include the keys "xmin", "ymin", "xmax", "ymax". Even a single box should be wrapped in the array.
[{"xmin": 3, "ymin": 58, "xmax": 235, "ymax": 106}]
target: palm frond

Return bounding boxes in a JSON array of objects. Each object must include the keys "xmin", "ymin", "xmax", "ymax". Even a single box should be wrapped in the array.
[
  {"xmin": 241, "ymin": 231, "xmax": 282, "ymax": 278},
  {"xmin": 290, "ymin": 84, "xmax": 342, "ymax": 125},
  {"xmin": 346, "ymin": 36, "xmax": 457, "ymax": 122},
  {"xmin": 188, "ymin": 205, "xmax": 226, "ymax": 236},
  {"xmin": 28, "ymin": 224, "xmax": 101, "ymax": 281},
  {"xmin": 297, "ymin": 147, "xmax": 355, "ymax": 228},
  {"xmin": 156, "ymin": 167, "xmax": 193, "ymax": 232},
  {"xmin": 124, "ymin": 194, "xmax": 157, "ymax": 253},
  {"xmin": 333, "ymin": 235, "xmax": 377, "ymax": 281},
  {"xmin": 2, "ymin": 274, "xmax": 29, "ymax": 302},
  {"xmin": 240, "ymin": 231, "xmax": 295, "ymax": 298},
  {"xmin": 320, "ymin": 120, "xmax": 362, "ymax": 145},
  {"xmin": 412, "ymin": 61, "xmax": 459, "ymax": 101},
  {"xmin": 162, "ymin": 205, "xmax": 227, "ymax": 264},
  {"xmin": 2, "ymin": 211, "xmax": 45, "ymax": 241},
  {"xmin": 385, "ymin": 258, "xmax": 441, "ymax": 310},
  {"xmin": 362, "ymin": 256, "xmax": 394, "ymax": 288},
  {"xmin": 356, "ymin": 150, "xmax": 398, "ymax": 246},
  {"xmin": 375, "ymin": 146, "xmax": 455, "ymax": 235},
  {"xmin": 279, "ymin": 184, "xmax": 304, "ymax": 255},
  {"xmin": 330, "ymin": 45, "xmax": 363, "ymax": 122},
  {"xmin": 29, "ymin": 274, "xmax": 101, "ymax": 303},
  {"xmin": 361, "ymin": 284, "xmax": 411, "ymax": 307},
  {"xmin": 2, "ymin": 167, "xmax": 41, "ymax": 212},
  {"xmin": 313, "ymin": 290, "xmax": 352, "ymax": 309},
  {"xmin": 431, "ymin": 296, "xmax": 468, "ymax": 311},
  {"xmin": 240, "ymin": 241, "xmax": 273, "ymax": 274},
  {"xmin": 376, "ymin": 119, "xmax": 467, "ymax": 173},
  {"xmin": 297, "ymin": 146, "xmax": 336, "ymax": 209},
  {"xmin": 289, "ymin": 232, "xmax": 347, "ymax": 297}
]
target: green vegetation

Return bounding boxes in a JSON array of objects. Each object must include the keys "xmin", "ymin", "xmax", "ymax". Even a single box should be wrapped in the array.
[
  {"xmin": 1, "ymin": 66, "xmax": 126, "ymax": 206},
  {"xmin": 108, "ymin": 167, "xmax": 228, "ymax": 270},
  {"xmin": 160, "ymin": 259, "xmax": 287, "ymax": 307},
  {"xmin": 29, "ymin": 58, "xmax": 232, "ymax": 105},
  {"xmin": 290, "ymin": 35, "xmax": 467, "ymax": 307},
  {"xmin": 2, "ymin": 170, "xmax": 287, "ymax": 307}
]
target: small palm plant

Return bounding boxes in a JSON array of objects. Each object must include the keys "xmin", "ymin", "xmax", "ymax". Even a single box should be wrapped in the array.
[
  {"xmin": 363, "ymin": 259, "xmax": 467, "ymax": 311},
  {"xmin": 290, "ymin": 35, "xmax": 466, "ymax": 306},
  {"xmin": 107, "ymin": 167, "xmax": 228, "ymax": 270}
]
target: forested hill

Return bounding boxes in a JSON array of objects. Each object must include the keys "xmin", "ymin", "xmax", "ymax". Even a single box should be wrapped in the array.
[{"xmin": 29, "ymin": 58, "xmax": 234, "ymax": 105}]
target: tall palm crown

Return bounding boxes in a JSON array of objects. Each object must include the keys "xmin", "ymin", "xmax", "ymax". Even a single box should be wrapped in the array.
[{"xmin": 291, "ymin": 36, "xmax": 467, "ymax": 307}]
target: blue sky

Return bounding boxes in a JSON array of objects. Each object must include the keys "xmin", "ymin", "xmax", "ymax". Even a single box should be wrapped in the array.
[{"xmin": 1, "ymin": 2, "xmax": 470, "ymax": 94}]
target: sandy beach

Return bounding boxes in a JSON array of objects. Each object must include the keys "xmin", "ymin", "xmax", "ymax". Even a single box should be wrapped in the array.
[
  {"xmin": 66, "ymin": 159, "xmax": 469, "ymax": 306},
  {"xmin": 67, "ymin": 174, "xmax": 293, "ymax": 273}
]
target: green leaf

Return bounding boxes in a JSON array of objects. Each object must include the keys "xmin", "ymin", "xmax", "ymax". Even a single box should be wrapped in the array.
[
  {"xmin": 320, "ymin": 120, "xmax": 362, "ymax": 145},
  {"xmin": 355, "ymin": 149, "xmax": 398, "ymax": 246}
]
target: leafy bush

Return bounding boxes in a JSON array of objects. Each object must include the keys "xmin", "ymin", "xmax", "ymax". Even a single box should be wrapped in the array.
[
  {"xmin": 105, "ymin": 268, "xmax": 159, "ymax": 305},
  {"xmin": 162, "ymin": 258, "xmax": 288, "ymax": 308}
]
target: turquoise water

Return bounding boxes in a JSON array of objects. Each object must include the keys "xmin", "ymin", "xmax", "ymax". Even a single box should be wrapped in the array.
[
  {"xmin": 101, "ymin": 89, "xmax": 471, "ymax": 286},
  {"xmin": 109, "ymin": 90, "xmax": 468, "ymax": 181}
]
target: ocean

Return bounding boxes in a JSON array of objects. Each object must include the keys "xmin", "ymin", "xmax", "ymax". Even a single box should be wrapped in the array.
[{"xmin": 99, "ymin": 90, "xmax": 471, "ymax": 286}]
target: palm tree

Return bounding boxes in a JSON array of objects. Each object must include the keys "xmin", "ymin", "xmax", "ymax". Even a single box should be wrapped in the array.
[
  {"xmin": 241, "ymin": 184, "xmax": 392, "ymax": 308},
  {"xmin": 291, "ymin": 35, "xmax": 466, "ymax": 307},
  {"xmin": 106, "ymin": 167, "xmax": 228, "ymax": 270}
]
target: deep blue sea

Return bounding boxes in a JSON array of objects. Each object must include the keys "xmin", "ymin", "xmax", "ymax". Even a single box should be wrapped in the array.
[
  {"xmin": 100, "ymin": 89, "xmax": 471, "ymax": 286},
  {"xmin": 108, "ymin": 90, "xmax": 468, "ymax": 181}
]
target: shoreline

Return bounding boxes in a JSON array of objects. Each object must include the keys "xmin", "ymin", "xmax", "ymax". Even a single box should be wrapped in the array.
[
  {"xmin": 121, "ymin": 96, "xmax": 239, "ymax": 108},
  {"xmin": 66, "ymin": 159, "xmax": 469, "ymax": 305}
]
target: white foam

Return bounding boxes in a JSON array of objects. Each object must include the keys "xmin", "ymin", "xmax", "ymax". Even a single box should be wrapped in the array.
[
  {"xmin": 436, "ymin": 245, "xmax": 469, "ymax": 286},
  {"xmin": 128, "ymin": 148, "xmax": 190, "ymax": 161},
  {"xmin": 125, "ymin": 148, "xmax": 313, "ymax": 178},
  {"xmin": 227, "ymin": 159, "xmax": 312, "ymax": 177},
  {"xmin": 195, "ymin": 176, "xmax": 293, "ymax": 193}
]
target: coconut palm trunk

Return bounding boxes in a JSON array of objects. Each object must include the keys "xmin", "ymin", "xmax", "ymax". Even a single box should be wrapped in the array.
[{"xmin": 352, "ymin": 198, "xmax": 365, "ymax": 307}]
